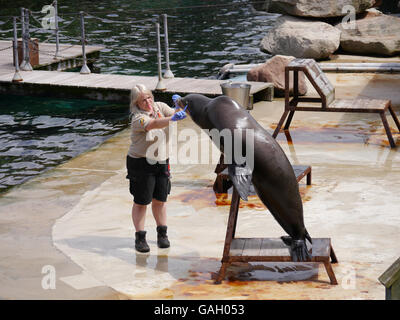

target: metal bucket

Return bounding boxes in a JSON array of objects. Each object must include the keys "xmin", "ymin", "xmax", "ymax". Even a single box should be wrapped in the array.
[{"xmin": 220, "ymin": 81, "xmax": 253, "ymax": 110}]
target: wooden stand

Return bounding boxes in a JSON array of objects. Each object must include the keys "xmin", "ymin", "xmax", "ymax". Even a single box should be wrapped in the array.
[
  {"xmin": 272, "ymin": 58, "xmax": 400, "ymax": 148},
  {"xmin": 214, "ymin": 188, "xmax": 338, "ymax": 285}
]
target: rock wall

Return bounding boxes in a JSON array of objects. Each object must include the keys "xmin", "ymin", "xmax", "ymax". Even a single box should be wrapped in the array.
[
  {"xmin": 247, "ymin": 55, "xmax": 308, "ymax": 96},
  {"xmin": 259, "ymin": 0, "xmax": 377, "ymax": 17},
  {"xmin": 336, "ymin": 10, "xmax": 400, "ymax": 56},
  {"xmin": 260, "ymin": 16, "xmax": 341, "ymax": 60},
  {"xmin": 255, "ymin": 0, "xmax": 400, "ymax": 58}
]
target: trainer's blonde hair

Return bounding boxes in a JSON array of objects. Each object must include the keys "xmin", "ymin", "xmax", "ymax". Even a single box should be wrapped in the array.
[{"xmin": 130, "ymin": 84, "xmax": 153, "ymax": 113}]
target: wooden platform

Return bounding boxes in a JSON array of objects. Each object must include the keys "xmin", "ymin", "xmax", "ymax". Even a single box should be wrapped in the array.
[
  {"xmin": 221, "ymin": 237, "xmax": 338, "ymax": 284},
  {"xmin": 229, "ymin": 238, "xmax": 334, "ymax": 261},
  {"xmin": 0, "ymin": 70, "xmax": 274, "ymax": 104},
  {"xmin": 0, "ymin": 40, "xmax": 103, "ymax": 74},
  {"xmin": 214, "ymin": 187, "xmax": 339, "ymax": 285},
  {"xmin": 0, "ymin": 39, "xmax": 274, "ymax": 103},
  {"xmin": 272, "ymin": 58, "xmax": 400, "ymax": 148}
]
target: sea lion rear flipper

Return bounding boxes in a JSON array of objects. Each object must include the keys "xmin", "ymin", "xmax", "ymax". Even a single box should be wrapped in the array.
[
  {"xmin": 281, "ymin": 236, "xmax": 292, "ymax": 246},
  {"xmin": 228, "ymin": 163, "xmax": 252, "ymax": 201},
  {"xmin": 281, "ymin": 236, "xmax": 312, "ymax": 262},
  {"xmin": 291, "ymin": 240, "xmax": 312, "ymax": 262}
]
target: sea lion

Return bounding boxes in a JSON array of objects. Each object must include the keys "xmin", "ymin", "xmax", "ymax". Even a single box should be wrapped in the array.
[{"xmin": 175, "ymin": 93, "xmax": 312, "ymax": 262}]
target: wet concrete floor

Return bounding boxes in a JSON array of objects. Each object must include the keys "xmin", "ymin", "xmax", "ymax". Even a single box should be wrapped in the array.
[{"xmin": 0, "ymin": 72, "xmax": 400, "ymax": 299}]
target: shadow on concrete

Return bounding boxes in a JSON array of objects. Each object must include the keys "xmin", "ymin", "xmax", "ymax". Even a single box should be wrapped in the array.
[{"xmin": 57, "ymin": 235, "xmax": 327, "ymax": 284}]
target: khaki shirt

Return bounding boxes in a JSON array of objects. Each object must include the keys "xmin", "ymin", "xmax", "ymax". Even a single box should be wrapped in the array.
[{"xmin": 128, "ymin": 101, "xmax": 175, "ymax": 162}]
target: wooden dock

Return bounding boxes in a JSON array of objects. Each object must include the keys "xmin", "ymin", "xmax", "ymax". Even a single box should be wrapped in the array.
[
  {"xmin": 0, "ymin": 40, "xmax": 104, "ymax": 74},
  {"xmin": 0, "ymin": 40, "xmax": 274, "ymax": 104},
  {"xmin": 0, "ymin": 70, "xmax": 273, "ymax": 104}
]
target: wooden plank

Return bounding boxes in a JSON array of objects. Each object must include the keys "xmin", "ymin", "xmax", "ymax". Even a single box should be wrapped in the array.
[
  {"xmin": 242, "ymin": 238, "xmax": 263, "ymax": 256},
  {"xmin": 116, "ymin": 76, "xmax": 157, "ymax": 90},
  {"xmin": 389, "ymin": 105, "xmax": 400, "ymax": 131},
  {"xmin": 24, "ymin": 72, "xmax": 79, "ymax": 84},
  {"xmin": 0, "ymin": 68, "xmax": 273, "ymax": 103},
  {"xmin": 329, "ymin": 99, "xmax": 389, "ymax": 111},
  {"xmin": 17, "ymin": 72, "xmax": 77, "ymax": 84},
  {"xmin": 292, "ymin": 165, "xmax": 310, "ymax": 182},
  {"xmin": 253, "ymin": 238, "xmax": 332, "ymax": 259},
  {"xmin": 288, "ymin": 58, "xmax": 335, "ymax": 106},
  {"xmin": 324, "ymin": 261, "xmax": 338, "ymax": 285},
  {"xmin": 380, "ymin": 112, "xmax": 396, "ymax": 148},
  {"xmin": 379, "ymin": 258, "xmax": 400, "ymax": 288},
  {"xmin": 0, "ymin": 72, "xmax": 15, "ymax": 80},
  {"xmin": 309, "ymin": 238, "xmax": 330, "ymax": 257},
  {"xmin": 229, "ymin": 238, "xmax": 246, "ymax": 256},
  {"xmin": 259, "ymin": 238, "xmax": 291, "ymax": 257},
  {"xmin": 78, "ymin": 74, "xmax": 115, "ymax": 86},
  {"xmin": 161, "ymin": 77, "xmax": 186, "ymax": 88},
  {"xmin": 219, "ymin": 236, "xmax": 338, "ymax": 284},
  {"xmin": 58, "ymin": 74, "xmax": 123, "ymax": 87},
  {"xmin": 293, "ymin": 106, "xmax": 385, "ymax": 113}
]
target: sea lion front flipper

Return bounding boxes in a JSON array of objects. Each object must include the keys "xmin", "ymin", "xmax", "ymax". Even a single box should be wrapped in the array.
[{"xmin": 228, "ymin": 163, "xmax": 253, "ymax": 201}]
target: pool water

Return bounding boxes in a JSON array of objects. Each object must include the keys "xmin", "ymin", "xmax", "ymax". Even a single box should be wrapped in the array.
[
  {"xmin": 0, "ymin": 0, "xmax": 279, "ymax": 192},
  {"xmin": 0, "ymin": 95, "xmax": 128, "ymax": 192},
  {"xmin": 0, "ymin": 0, "xmax": 277, "ymax": 78}
]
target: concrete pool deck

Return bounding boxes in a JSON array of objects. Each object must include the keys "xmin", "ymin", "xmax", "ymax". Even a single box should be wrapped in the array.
[{"xmin": 0, "ymin": 72, "xmax": 400, "ymax": 299}]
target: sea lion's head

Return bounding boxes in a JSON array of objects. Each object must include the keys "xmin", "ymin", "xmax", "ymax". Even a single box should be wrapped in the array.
[
  {"xmin": 174, "ymin": 96, "xmax": 190, "ymax": 116},
  {"xmin": 175, "ymin": 94, "xmax": 213, "ymax": 125}
]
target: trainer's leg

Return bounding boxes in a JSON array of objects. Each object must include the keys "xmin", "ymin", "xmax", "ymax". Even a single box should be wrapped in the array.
[
  {"xmin": 132, "ymin": 203, "xmax": 147, "ymax": 231},
  {"xmin": 152, "ymin": 199, "xmax": 167, "ymax": 226},
  {"xmin": 152, "ymin": 199, "xmax": 170, "ymax": 248},
  {"xmin": 130, "ymin": 173, "xmax": 155, "ymax": 231},
  {"xmin": 132, "ymin": 202, "xmax": 150, "ymax": 253}
]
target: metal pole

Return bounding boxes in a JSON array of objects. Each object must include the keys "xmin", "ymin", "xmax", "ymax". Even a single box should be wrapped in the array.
[
  {"xmin": 79, "ymin": 11, "xmax": 91, "ymax": 74},
  {"xmin": 155, "ymin": 22, "xmax": 166, "ymax": 91},
  {"xmin": 12, "ymin": 17, "xmax": 23, "ymax": 82},
  {"xmin": 162, "ymin": 14, "xmax": 174, "ymax": 79},
  {"xmin": 19, "ymin": 7, "xmax": 26, "ymax": 69},
  {"xmin": 54, "ymin": 0, "xmax": 59, "ymax": 59},
  {"xmin": 22, "ymin": 8, "xmax": 32, "ymax": 71}
]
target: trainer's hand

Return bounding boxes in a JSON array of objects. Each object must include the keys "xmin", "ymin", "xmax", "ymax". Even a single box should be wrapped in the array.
[
  {"xmin": 171, "ymin": 110, "xmax": 187, "ymax": 121},
  {"xmin": 172, "ymin": 94, "xmax": 181, "ymax": 108}
]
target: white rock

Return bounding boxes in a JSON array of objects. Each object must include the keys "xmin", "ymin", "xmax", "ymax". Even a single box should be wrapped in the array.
[
  {"xmin": 336, "ymin": 11, "xmax": 400, "ymax": 56},
  {"xmin": 260, "ymin": 15, "xmax": 341, "ymax": 60}
]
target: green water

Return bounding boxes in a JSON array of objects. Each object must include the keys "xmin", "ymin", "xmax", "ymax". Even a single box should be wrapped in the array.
[
  {"xmin": 0, "ymin": 0, "xmax": 277, "ymax": 77},
  {"xmin": 0, "ymin": 95, "xmax": 128, "ymax": 192}
]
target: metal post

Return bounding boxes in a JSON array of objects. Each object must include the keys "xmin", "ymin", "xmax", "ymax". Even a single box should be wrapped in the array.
[
  {"xmin": 53, "ymin": 0, "xmax": 59, "ymax": 59},
  {"xmin": 162, "ymin": 14, "xmax": 174, "ymax": 79},
  {"xmin": 79, "ymin": 11, "xmax": 91, "ymax": 74},
  {"xmin": 19, "ymin": 7, "xmax": 26, "ymax": 69},
  {"xmin": 21, "ymin": 8, "xmax": 33, "ymax": 71},
  {"xmin": 155, "ymin": 22, "xmax": 166, "ymax": 91},
  {"xmin": 12, "ymin": 17, "xmax": 23, "ymax": 82}
]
